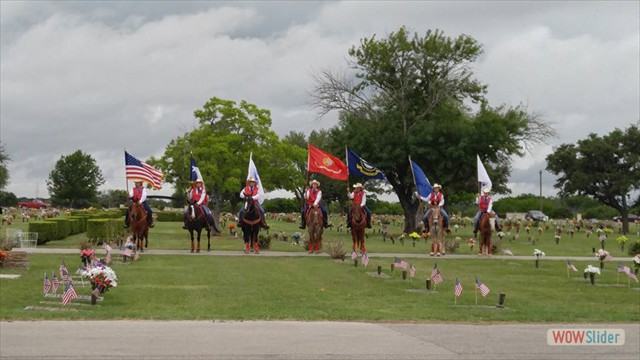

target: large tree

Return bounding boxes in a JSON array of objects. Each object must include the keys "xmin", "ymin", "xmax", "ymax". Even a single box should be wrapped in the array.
[
  {"xmin": 0, "ymin": 142, "xmax": 9, "ymax": 191},
  {"xmin": 154, "ymin": 97, "xmax": 305, "ymax": 220},
  {"xmin": 47, "ymin": 150, "xmax": 105, "ymax": 208},
  {"xmin": 312, "ymin": 27, "xmax": 553, "ymax": 231},
  {"xmin": 546, "ymin": 124, "xmax": 640, "ymax": 233}
]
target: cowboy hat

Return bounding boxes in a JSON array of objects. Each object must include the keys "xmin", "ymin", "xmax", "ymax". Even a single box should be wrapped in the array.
[
  {"xmin": 246, "ymin": 177, "xmax": 256, "ymax": 183},
  {"xmin": 352, "ymin": 183, "xmax": 364, "ymax": 188},
  {"xmin": 433, "ymin": 183, "xmax": 442, "ymax": 189},
  {"xmin": 483, "ymin": 187, "xmax": 491, "ymax": 194},
  {"xmin": 309, "ymin": 179, "xmax": 320, "ymax": 186},
  {"xmin": 195, "ymin": 177, "xmax": 204, "ymax": 183}
]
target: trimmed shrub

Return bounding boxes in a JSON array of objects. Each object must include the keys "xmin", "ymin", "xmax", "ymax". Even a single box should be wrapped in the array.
[
  {"xmin": 68, "ymin": 216, "xmax": 89, "ymax": 233},
  {"xmin": 28, "ymin": 222, "xmax": 59, "ymax": 245},
  {"xmin": 86, "ymin": 219, "xmax": 126, "ymax": 245},
  {"xmin": 258, "ymin": 234, "xmax": 271, "ymax": 250},
  {"xmin": 90, "ymin": 210, "xmax": 123, "ymax": 219},
  {"xmin": 46, "ymin": 219, "xmax": 71, "ymax": 239},
  {"xmin": 67, "ymin": 219, "xmax": 80, "ymax": 235},
  {"xmin": 156, "ymin": 211, "xmax": 184, "ymax": 222}
]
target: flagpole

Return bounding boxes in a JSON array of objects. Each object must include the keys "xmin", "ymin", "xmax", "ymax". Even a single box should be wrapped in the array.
[
  {"xmin": 124, "ymin": 149, "xmax": 130, "ymax": 195},
  {"xmin": 345, "ymin": 145, "xmax": 350, "ymax": 192},
  {"xmin": 475, "ymin": 287, "xmax": 478, "ymax": 306},
  {"xmin": 408, "ymin": 155, "xmax": 424, "ymax": 216},
  {"xmin": 566, "ymin": 261, "xmax": 570, "ymax": 279}
]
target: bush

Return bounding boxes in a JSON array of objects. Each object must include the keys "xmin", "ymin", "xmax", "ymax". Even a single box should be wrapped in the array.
[
  {"xmin": 156, "ymin": 211, "xmax": 184, "ymax": 222},
  {"xmin": 86, "ymin": 219, "xmax": 126, "ymax": 245},
  {"xmin": 67, "ymin": 219, "xmax": 80, "ymax": 235},
  {"xmin": 258, "ymin": 234, "xmax": 271, "ymax": 250},
  {"xmin": 28, "ymin": 221, "xmax": 60, "ymax": 244},
  {"xmin": 46, "ymin": 218, "xmax": 71, "ymax": 238},
  {"xmin": 491, "ymin": 237, "xmax": 504, "ymax": 254},
  {"xmin": 324, "ymin": 238, "xmax": 346, "ymax": 259},
  {"xmin": 67, "ymin": 216, "xmax": 89, "ymax": 233},
  {"xmin": 90, "ymin": 210, "xmax": 124, "ymax": 219},
  {"xmin": 445, "ymin": 237, "xmax": 460, "ymax": 253},
  {"xmin": 627, "ymin": 240, "xmax": 640, "ymax": 256}
]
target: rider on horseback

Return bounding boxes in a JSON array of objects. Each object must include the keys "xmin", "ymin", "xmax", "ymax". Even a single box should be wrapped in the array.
[
  {"xmin": 473, "ymin": 187, "xmax": 502, "ymax": 235},
  {"xmin": 182, "ymin": 177, "xmax": 214, "ymax": 230},
  {"xmin": 124, "ymin": 180, "xmax": 154, "ymax": 228},
  {"xmin": 347, "ymin": 183, "xmax": 372, "ymax": 229},
  {"xmin": 238, "ymin": 177, "xmax": 269, "ymax": 229},
  {"xmin": 299, "ymin": 179, "xmax": 329, "ymax": 229},
  {"xmin": 416, "ymin": 183, "xmax": 450, "ymax": 235}
]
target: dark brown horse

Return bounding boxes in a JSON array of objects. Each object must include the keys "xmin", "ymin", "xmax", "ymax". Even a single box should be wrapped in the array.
[
  {"xmin": 306, "ymin": 206, "xmax": 324, "ymax": 254},
  {"xmin": 185, "ymin": 202, "xmax": 217, "ymax": 253},
  {"xmin": 427, "ymin": 205, "xmax": 445, "ymax": 256},
  {"xmin": 350, "ymin": 205, "xmax": 367, "ymax": 254},
  {"xmin": 240, "ymin": 197, "xmax": 261, "ymax": 254},
  {"xmin": 128, "ymin": 202, "xmax": 149, "ymax": 252},
  {"xmin": 479, "ymin": 212, "xmax": 493, "ymax": 256}
]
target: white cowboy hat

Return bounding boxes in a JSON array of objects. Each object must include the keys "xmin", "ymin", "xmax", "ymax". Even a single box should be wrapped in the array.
[
  {"xmin": 134, "ymin": 180, "xmax": 143, "ymax": 184},
  {"xmin": 433, "ymin": 183, "xmax": 442, "ymax": 189},
  {"xmin": 246, "ymin": 177, "xmax": 256, "ymax": 183},
  {"xmin": 309, "ymin": 179, "xmax": 320, "ymax": 186},
  {"xmin": 483, "ymin": 187, "xmax": 491, "ymax": 194},
  {"xmin": 195, "ymin": 177, "xmax": 204, "ymax": 183},
  {"xmin": 352, "ymin": 183, "xmax": 364, "ymax": 188}
]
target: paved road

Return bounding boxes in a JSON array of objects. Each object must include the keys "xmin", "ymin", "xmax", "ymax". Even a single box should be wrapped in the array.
[{"xmin": 1, "ymin": 321, "xmax": 638, "ymax": 360}]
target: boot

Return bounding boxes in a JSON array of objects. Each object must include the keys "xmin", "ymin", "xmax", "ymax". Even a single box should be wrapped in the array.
[
  {"xmin": 261, "ymin": 221, "xmax": 270, "ymax": 230},
  {"xmin": 299, "ymin": 220, "xmax": 306, "ymax": 229},
  {"xmin": 244, "ymin": 243, "xmax": 250, "ymax": 254},
  {"xmin": 123, "ymin": 221, "xmax": 129, "ymax": 228},
  {"xmin": 253, "ymin": 241, "xmax": 260, "ymax": 253},
  {"xmin": 148, "ymin": 219, "xmax": 154, "ymax": 228}
]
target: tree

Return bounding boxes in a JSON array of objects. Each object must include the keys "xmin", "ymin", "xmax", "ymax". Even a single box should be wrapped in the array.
[
  {"xmin": 153, "ymin": 97, "xmax": 305, "ymax": 221},
  {"xmin": 0, "ymin": 142, "xmax": 9, "ymax": 191},
  {"xmin": 0, "ymin": 191, "xmax": 18, "ymax": 207},
  {"xmin": 46, "ymin": 150, "xmax": 105, "ymax": 208},
  {"xmin": 546, "ymin": 125, "xmax": 640, "ymax": 233},
  {"xmin": 312, "ymin": 27, "xmax": 553, "ymax": 232},
  {"xmin": 97, "ymin": 189, "xmax": 129, "ymax": 209}
]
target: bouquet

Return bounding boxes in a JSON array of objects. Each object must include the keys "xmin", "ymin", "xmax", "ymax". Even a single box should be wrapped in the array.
[
  {"xmin": 534, "ymin": 249, "xmax": 545, "ymax": 258},
  {"xmin": 584, "ymin": 265, "xmax": 601, "ymax": 275},
  {"xmin": 632, "ymin": 254, "xmax": 640, "ymax": 267},
  {"xmin": 595, "ymin": 249, "xmax": 611, "ymax": 261},
  {"xmin": 408, "ymin": 232, "xmax": 420, "ymax": 240},
  {"xmin": 467, "ymin": 237, "xmax": 476, "ymax": 248},
  {"xmin": 616, "ymin": 235, "xmax": 628, "ymax": 245},
  {"xmin": 82, "ymin": 264, "xmax": 118, "ymax": 294}
]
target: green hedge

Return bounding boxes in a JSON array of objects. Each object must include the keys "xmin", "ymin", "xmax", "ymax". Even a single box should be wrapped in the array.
[
  {"xmin": 46, "ymin": 219, "xmax": 71, "ymax": 238},
  {"xmin": 67, "ymin": 219, "xmax": 80, "ymax": 235},
  {"xmin": 90, "ymin": 210, "xmax": 124, "ymax": 219},
  {"xmin": 156, "ymin": 211, "xmax": 184, "ymax": 222},
  {"xmin": 86, "ymin": 219, "xmax": 126, "ymax": 244},
  {"xmin": 28, "ymin": 222, "xmax": 60, "ymax": 245},
  {"xmin": 67, "ymin": 216, "xmax": 89, "ymax": 233}
]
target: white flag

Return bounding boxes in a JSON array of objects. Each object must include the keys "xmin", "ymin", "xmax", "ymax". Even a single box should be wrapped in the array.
[
  {"xmin": 477, "ymin": 155, "xmax": 492, "ymax": 192},
  {"xmin": 248, "ymin": 153, "xmax": 265, "ymax": 205}
]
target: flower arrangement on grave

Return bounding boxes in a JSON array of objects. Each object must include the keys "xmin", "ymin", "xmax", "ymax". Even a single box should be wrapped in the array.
[
  {"xmin": 82, "ymin": 263, "xmax": 118, "ymax": 294},
  {"xmin": 554, "ymin": 234, "xmax": 561, "ymax": 244},
  {"xmin": 534, "ymin": 249, "xmax": 545, "ymax": 268},
  {"xmin": 291, "ymin": 232, "xmax": 301, "ymax": 245},
  {"xmin": 467, "ymin": 237, "xmax": 476, "ymax": 251},
  {"xmin": 616, "ymin": 235, "xmax": 628, "ymax": 251},
  {"xmin": 228, "ymin": 223, "xmax": 235, "ymax": 234},
  {"xmin": 79, "ymin": 241, "xmax": 95, "ymax": 266},
  {"xmin": 595, "ymin": 248, "xmax": 610, "ymax": 261},
  {"xmin": 584, "ymin": 265, "xmax": 600, "ymax": 285}
]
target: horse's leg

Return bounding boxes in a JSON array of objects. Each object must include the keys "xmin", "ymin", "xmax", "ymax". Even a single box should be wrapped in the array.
[
  {"xmin": 196, "ymin": 230, "xmax": 201, "ymax": 253},
  {"xmin": 360, "ymin": 233, "xmax": 366, "ymax": 254},
  {"xmin": 206, "ymin": 228, "xmax": 211, "ymax": 252},
  {"xmin": 440, "ymin": 235, "xmax": 445, "ymax": 256},
  {"xmin": 253, "ymin": 230, "xmax": 260, "ymax": 254},
  {"xmin": 487, "ymin": 235, "xmax": 492, "ymax": 257},
  {"xmin": 190, "ymin": 230, "xmax": 195, "ymax": 253}
]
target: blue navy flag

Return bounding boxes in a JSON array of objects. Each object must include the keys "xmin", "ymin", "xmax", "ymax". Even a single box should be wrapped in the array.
[
  {"xmin": 190, "ymin": 155, "xmax": 203, "ymax": 183},
  {"xmin": 346, "ymin": 148, "xmax": 386, "ymax": 180},
  {"xmin": 410, "ymin": 160, "xmax": 433, "ymax": 198}
]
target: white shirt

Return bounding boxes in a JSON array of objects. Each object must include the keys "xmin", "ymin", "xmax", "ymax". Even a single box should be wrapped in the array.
[
  {"xmin": 304, "ymin": 188, "xmax": 322, "ymax": 207},
  {"xmin": 348, "ymin": 191, "xmax": 367, "ymax": 206},
  {"xmin": 129, "ymin": 187, "xmax": 148, "ymax": 203},
  {"xmin": 419, "ymin": 192, "xmax": 444, "ymax": 207},
  {"xmin": 477, "ymin": 194, "xmax": 493, "ymax": 213}
]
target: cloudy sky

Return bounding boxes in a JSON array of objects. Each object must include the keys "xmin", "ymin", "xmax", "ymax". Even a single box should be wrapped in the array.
[{"xmin": 1, "ymin": 0, "xmax": 638, "ymax": 201}]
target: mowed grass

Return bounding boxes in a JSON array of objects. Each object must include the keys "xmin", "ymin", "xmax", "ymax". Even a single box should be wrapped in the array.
[
  {"xmin": 27, "ymin": 215, "xmax": 640, "ymax": 258},
  {"xmin": 1, "ymin": 253, "xmax": 638, "ymax": 322}
]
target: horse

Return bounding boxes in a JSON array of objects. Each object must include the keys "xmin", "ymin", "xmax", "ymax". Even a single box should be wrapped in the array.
[
  {"xmin": 478, "ymin": 212, "xmax": 493, "ymax": 256},
  {"xmin": 185, "ymin": 201, "xmax": 218, "ymax": 253},
  {"xmin": 128, "ymin": 202, "xmax": 149, "ymax": 252},
  {"xmin": 427, "ymin": 205, "xmax": 445, "ymax": 256},
  {"xmin": 240, "ymin": 197, "xmax": 262, "ymax": 254},
  {"xmin": 305, "ymin": 206, "xmax": 324, "ymax": 254},
  {"xmin": 350, "ymin": 204, "xmax": 367, "ymax": 254}
]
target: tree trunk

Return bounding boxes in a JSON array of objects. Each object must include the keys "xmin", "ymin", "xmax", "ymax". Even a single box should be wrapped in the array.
[{"xmin": 398, "ymin": 192, "xmax": 418, "ymax": 234}]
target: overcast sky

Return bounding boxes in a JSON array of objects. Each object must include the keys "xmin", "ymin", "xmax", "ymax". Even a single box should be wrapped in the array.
[{"xmin": 1, "ymin": 0, "xmax": 638, "ymax": 201}]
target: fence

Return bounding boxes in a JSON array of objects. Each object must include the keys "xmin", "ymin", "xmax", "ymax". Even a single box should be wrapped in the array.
[{"xmin": 5, "ymin": 229, "xmax": 38, "ymax": 248}]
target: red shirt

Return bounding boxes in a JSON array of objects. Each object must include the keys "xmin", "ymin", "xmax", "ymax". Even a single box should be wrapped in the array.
[
  {"xmin": 429, "ymin": 192, "xmax": 443, "ymax": 205},
  {"xmin": 352, "ymin": 190, "xmax": 365, "ymax": 205},
  {"xmin": 191, "ymin": 186, "xmax": 208, "ymax": 205},
  {"xmin": 306, "ymin": 188, "xmax": 320, "ymax": 206},
  {"xmin": 479, "ymin": 195, "xmax": 491, "ymax": 212}
]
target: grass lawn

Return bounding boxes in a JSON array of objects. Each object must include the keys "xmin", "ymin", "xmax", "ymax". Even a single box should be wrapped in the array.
[{"xmin": 1, "ymin": 253, "xmax": 638, "ymax": 322}]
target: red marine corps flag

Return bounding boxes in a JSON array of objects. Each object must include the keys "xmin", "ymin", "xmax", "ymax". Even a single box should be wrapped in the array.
[{"xmin": 308, "ymin": 144, "xmax": 348, "ymax": 181}]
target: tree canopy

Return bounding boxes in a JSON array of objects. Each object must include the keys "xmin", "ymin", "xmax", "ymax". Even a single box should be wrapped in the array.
[
  {"xmin": 546, "ymin": 124, "xmax": 639, "ymax": 233},
  {"xmin": 312, "ymin": 27, "xmax": 554, "ymax": 231},
  {"xmin": 0, "ymin": 142, "xmax": 9, "ymax": 191},
  {"xmin": 46, "ymin": 150, "xmax": 105, "ymax": 208}
]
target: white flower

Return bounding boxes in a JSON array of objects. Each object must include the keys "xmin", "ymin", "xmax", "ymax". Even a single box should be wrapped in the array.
[
  {"xmin": 598, "ymin": 235, "xmax": 607, "ymax": 242},
  {"xmin": 595, "ymin": 249, "xmax": 610, "ymax": 260},
  {"xmin": 534, "ymin": 249, "xmax": 545, "ymax": 257},
  {"xmin": 584, "ymin": 265, "xmax": 601, "ymax": 275}
]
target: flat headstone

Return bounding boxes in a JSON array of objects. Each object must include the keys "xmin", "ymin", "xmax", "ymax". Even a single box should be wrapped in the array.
[
  {"xmin": 24, "ymin": 306, "xmax": 80, "ymax": 312},
  {"xmin": 0, "ymin": 274, "xmax": 21, "ymax": 279},
  {"xmin": 406, "ymin": 289, "xmax": 438, "ymax": 294},
  {"xmin": 366, "ymin": 272, "xmax": 390, "ymax": 279}
]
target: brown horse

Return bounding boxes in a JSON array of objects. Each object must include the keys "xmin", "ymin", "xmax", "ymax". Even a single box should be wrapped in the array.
[
  {"xmin": 306, "ymin": 206, "xmax": 324, "ymax": 254},
  {"xmin": 479, "ymin": 212, "xmax": 493, "ymax": 256},
  {"xmin": 128, "ymin": 202, "xmax": 149, "ymax": 252},
  {"xmin": 428, "ymin": 205, "xmax": 445, "ymax": 256},
  {"xmin": 350, "ymin": 205, "xmax": 367, "ymax": 254}
]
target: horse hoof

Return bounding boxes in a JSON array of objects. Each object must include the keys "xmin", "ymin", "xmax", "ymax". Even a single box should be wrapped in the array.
[
  {"xmin": 441, "ymin": 253, "xmax": 446, "ymax": 256},
  {"xmin": 315, "ymin": 251, "xmax": 320, "ymax": 255},
  {"xmin": 436, "ymin": 253, "xmax": 441, "ymax": 257},
  {"xmin": 254, "ymin": 251, "xmax": 260, "ymax": 255},
  {"xmin": 243, "ymin": 250, "xmax": 249, "ymax": 254},
  {"xmin": 196, "ymin": 250, "xmax": 200, "ymax": 253},
  {"xmin": 308, "ymin": 251, "xmax": 314, "ymax": 254},
  {"xmin": 190, "ymin": 250, "xmax": 194, "ymax": 253},
  {"xmin": 429, "ymin": 253, "xmax": 434, "ymax": 256},
  {"xmin": 478, "ymin": 253, "xmax": 482, "ymax": 257}
]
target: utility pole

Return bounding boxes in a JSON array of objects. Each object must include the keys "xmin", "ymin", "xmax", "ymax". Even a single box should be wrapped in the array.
[{"xmin": 539, "ymin": 170, "xmax": 542, "ymax": 211}]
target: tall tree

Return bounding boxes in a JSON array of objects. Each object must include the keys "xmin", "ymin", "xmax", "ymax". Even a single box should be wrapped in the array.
[
  {"xmin": 0, "ymin": 142, "xmax": 9, "ymax": 191},
  {"xmin": 312, "ymin": 27, "xmax": 553, "ymax": 232},
  {"xmin": 46, "ymin": 150, "xmax": 105, "ymax": 208},
  {"xmin": 153, "ymin": 97, "xmax": 304, "ymax": 219},
  {"xmin": 546, "ymin": 124, "xmax": 640, "ymax": 233}
]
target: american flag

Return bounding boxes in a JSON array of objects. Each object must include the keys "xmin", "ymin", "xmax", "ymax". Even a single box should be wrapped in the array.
[
  {"xmin": 351, "ymin": 250, "xmax": 358, "ymax": 260},
  {"xmin": 125, "ymin": 151, "xmax": 164, "ymax": 190},
  {"xmin": 503, "ymin": 248, "xmax": 514, "ymax": 256},
  {"xmin": 59, "ymin": 262, "xmax": 69, "ymax": 281},
  {"xmin": 475, "ymin": 278, "xmax": 490, "ymax": 297},
  {"xmin": 122, "ymin": 248, "xmax": 133, "ymax": 257},
  {"xmin": 43, "ymin": 273, "xmax": 51, "ymax": 295},
  {"xmin": 430, "ymin": 264, "xmax": 443, "ymax": 284},
  {"xmin": 91, "ymin": 285, "xmax": 103, "ymax": 298},
  {"xmin": 52, "ymin": 274, "xmax": 60, "ymax": 293},
  {"xmin": 628, "ymin": 271, "xmax": 639, "ymax": 282},
  {"xmin": 454, "ymin": 277, "xmax": 463, "ymax": 297},
  {"xmin": 409, "ymin": 264, "xmax": 416, "ymax": 278},
  {"xmin": 394, "ymin": 258, "xmax": 408, "ymax": 270},
  {"xmin": 105, "ymin": 252, "xmax": 112, "ymax": 264},
  {"xmin": 62, "ymin": 282, "xmax": 78, "ymax": 306},
  {"xmin": 133, "ymin": 250, "xmax": 140, "ymax": 261},
  {"xmin": 362, "ymin": 253, "xmax": 369, "ymax": 267},
  {"xmin": 617, "ymin": 264, "xmax": 627, "ymax": 273},
  {"xmin": 102, "ymin": 242, "xmax": 113, "ymax": 253},
  {"xmin": 567, "ymin": 260, "xmax": 578, "ymax": 272}
]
